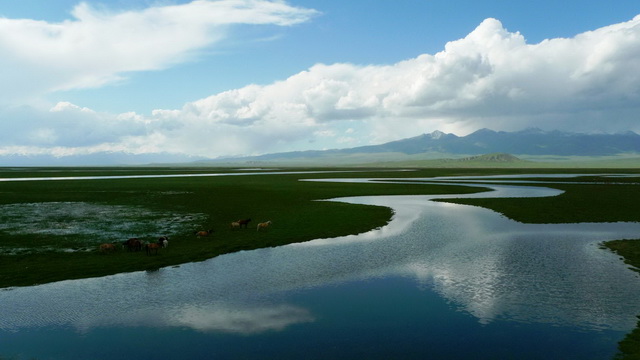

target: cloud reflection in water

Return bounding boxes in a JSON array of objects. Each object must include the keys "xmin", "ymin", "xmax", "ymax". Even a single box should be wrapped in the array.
[{"xmin": 170, "ymin": 304, "xmax": 314, "ymax": 334}]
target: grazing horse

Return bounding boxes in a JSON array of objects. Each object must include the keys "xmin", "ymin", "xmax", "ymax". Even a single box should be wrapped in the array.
[
  {"xmin": 256, "ymin": 221, "xmax": 272, "ymax": 231},
  {"xmin": 195, "ymin": 229, "xmax": 213, "ymax": 238},
  {"xmin": 99, "ymin": 243, "xmax": 116, "ymax": 253},
  {"xmin": 146, "ymin": 242, "xmax": 161, "ymax": 255},
  {"xmin": 237, "ymin": 218, "xmax": 251, "ymax": 228},
  {"xmin": 124, "ymin": 238, "xmax": 142, "ymax": 252},
  {"xmin": 158, "ymin": 236, "xmax": 169, "ymax": 248}
]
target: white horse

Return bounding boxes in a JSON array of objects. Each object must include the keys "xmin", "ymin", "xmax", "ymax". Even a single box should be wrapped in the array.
[
  {"xmin": 159, "ymin": 236, "xmax": 169, "ymax": 248},
  {"xmin": 256, "ymin": 221, "xmax": 272, "ymax": 231}
]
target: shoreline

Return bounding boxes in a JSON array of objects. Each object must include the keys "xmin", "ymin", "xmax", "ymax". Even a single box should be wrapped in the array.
[{"xmin": 602, "ymin": 239, "xmax": 640, "ymax": 359}]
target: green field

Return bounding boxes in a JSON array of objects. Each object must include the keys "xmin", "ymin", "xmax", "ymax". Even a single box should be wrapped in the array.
[
  {"xmin": 1, "ymin": 167, "xmax": 638, "ymax": 287},
  {"xmin": 1, "ymin": 167, "xmax": 639, "ymax": 358}
]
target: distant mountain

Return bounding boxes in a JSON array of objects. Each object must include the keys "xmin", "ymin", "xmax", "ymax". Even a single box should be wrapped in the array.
[
  {"xmin": 351, "ymin": 128, "xmax": 640, "ymax": 156},
  {"xmin": 459, "ymin": 128, "xmax": 640, "ymax": 156},
  {"xmin": 4, "ymin": 128, "xmax": 637, "ymax": 167},
  {"xmin": 228, "ymin": 128, "xmax": 640, "ymax": 163}
]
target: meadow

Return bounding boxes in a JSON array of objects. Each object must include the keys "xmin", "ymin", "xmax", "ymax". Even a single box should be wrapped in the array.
[
  {"xmin": 0, "ymin": 167, "xmax": 486, "ymax": 288},
  {"xmin": 1, "ymin": 167, "xmax": 638, "ymax": 287},
  {"xmin": 1, "ymin": 167, "xmax": 639, "ymax": 358}
]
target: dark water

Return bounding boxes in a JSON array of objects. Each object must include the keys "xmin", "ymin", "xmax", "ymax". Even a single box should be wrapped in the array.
[{"xmin": 2, "ymin": 177, "xmax": 640, "ymax": 359}]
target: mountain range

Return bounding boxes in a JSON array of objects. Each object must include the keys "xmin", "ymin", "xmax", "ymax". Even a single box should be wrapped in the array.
[
  {"xmin": 1, "ymin": 128, "xmax": 638, "ymax": 166},
  {"xmin": 220, "ymin": 128, "xmax": 640, "ymax": 164}
]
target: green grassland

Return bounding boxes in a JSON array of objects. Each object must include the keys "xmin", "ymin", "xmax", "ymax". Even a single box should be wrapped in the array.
[
  {"xmin": 436, "ymin": 174, "xmax": 640, "ymax": 223},
  {"xmin": 1, "ymin": 167, "xmax": 638, "ymax": 288},
  {"xmin": 0, "ymin": 167, "xmax": 487, "ymax": 288}
]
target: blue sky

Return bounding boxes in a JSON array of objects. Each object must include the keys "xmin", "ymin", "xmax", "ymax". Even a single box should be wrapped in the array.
[{"xmin": 0, "ymin": 0, "xmax": 639, "ymax": 163}]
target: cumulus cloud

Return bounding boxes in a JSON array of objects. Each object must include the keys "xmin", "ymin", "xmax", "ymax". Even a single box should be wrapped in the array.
[
  {"xmin": 2, "ymin": 14, "xmax": 640, "ymax": 161},
  {"xmin": 2, "ymin": 102, "xmax": 146, "ymax": 147},
  {"xmin": 0, "ymin": 0, "xmax": 318, "ymax": 104},
  {"xmin": 160, "ymin": 15, "xmax": 640, "ymax": 153}
]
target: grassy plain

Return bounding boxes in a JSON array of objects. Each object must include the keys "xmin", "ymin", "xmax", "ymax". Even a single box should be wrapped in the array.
[
  {"xmin": 1, "ymin": 167, "xmax": 639, "ymax": 358},
  {"xmin": 436, "ymin": 174, "xmax": 640, "ymax": 223},
  {"xmin": 1, "ymin": 167, "xmax": 638, "ymax": 287}
]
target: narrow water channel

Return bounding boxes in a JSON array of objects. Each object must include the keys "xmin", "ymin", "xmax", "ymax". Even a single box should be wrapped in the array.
[{"xmin": 1, "ymin": 175, "xmax": 639, "ymax": 359}]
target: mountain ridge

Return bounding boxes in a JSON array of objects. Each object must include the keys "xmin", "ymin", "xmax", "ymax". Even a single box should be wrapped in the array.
[
  {"xmin": 1, "ymin": 128, "xmax": 638, "ymax": 166},
  {"xmin": 232, "ymin": 128, "xmax": 640, "ymax": 162}
]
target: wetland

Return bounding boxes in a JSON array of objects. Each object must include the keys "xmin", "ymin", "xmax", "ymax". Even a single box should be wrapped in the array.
[{"xmin": 1, "ymin": 167, "xmax": 639, "ymax": 359}]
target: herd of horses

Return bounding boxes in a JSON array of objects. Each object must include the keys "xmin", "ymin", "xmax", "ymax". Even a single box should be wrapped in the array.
[
  {"xmin": 99, "ymin": 236, "xmax": 169, "ymax": 255},
  {"xmin": 98, "ymin": 218, "xmax": 272, "ymax": 255}
]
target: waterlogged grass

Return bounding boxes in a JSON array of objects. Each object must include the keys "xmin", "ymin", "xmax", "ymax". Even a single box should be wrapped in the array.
[{"xmin": 0, "ymin": 201, "xmax": 207, "ymax": 254}]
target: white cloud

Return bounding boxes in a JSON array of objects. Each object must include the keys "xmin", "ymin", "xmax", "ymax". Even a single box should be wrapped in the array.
[
  {"xmin": 50, "ymin": 101, "xmax": 95, "ymax": 114},
  {"xmin": 1, "ymin": 14, "xmax": 640, "ymax": 161},
  {"xmin": 162, "ymin": 15, "xmax": 640, "ymax": 153},
  {"xmin": 0, "ymin": 0, "xmax": 318, "ymax": 104}
]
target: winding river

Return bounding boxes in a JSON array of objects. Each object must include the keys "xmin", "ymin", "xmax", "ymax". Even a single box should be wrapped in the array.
[{"xmin": 1, "ymin": 174, "xmax": 640, "ymax": 359}]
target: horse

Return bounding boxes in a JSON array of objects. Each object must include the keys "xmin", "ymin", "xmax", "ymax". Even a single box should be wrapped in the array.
[
  {"xmin": 99, "ymin": 243, "xmax": 116, "ymax": 253},
  {"xmin": 237, "ymin": 218, "xmax": 251, "ymax": 228},
  {"xmin": 158, "ymin": 236, "xmax": 169, "ymax": 248},
  {"xmin": 195, "ymin": 229, "xmax": 213, "ymax": 237},
  {"xmin": 230, "ymin": 221, "xmax": 240, "ymax": 230},
  {"xmin": 124, "ymin": 238, "xmax": 142, "ymax": 252},
  {"xmin": 146, "ymin": 242, "xmax": 161, "ymax": 255},
  {"xmin": 256, "ymin": 221, "xmax": 272, "ymax": 231}
]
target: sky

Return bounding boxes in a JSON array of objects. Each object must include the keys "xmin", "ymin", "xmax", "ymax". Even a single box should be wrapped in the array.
[{"xmin": 1, "ymin": 0, "xmax": 640, "ymax": 163}]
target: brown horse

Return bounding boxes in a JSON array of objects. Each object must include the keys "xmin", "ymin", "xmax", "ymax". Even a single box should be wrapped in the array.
[
  {"xmin": 195, "ymin": 229, "xmax": 213, "ymax": 238},
  {"xmin": 237, "ymin": 218, "xmax": 252, "ymax": 228},
  {"xmin": 146, "ymin": 242, "xmax": 161, "ymax": 255},
  {"xmin": 99, "ymin": 243, "xmax": 116, "ymax": 253},
  {"xmin": 123, "ymin": 238, "xmax": 142, "ymax": 252}
]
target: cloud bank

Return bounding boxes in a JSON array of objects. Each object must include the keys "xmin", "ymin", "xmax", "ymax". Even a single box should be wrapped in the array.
[
  {"xmin": 2, "ymin": 8, "xmax": 640, "ymax": 161},
  {"xmin": 0, "ymin": 0, "xmax": 317, "ymax": 104}
]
